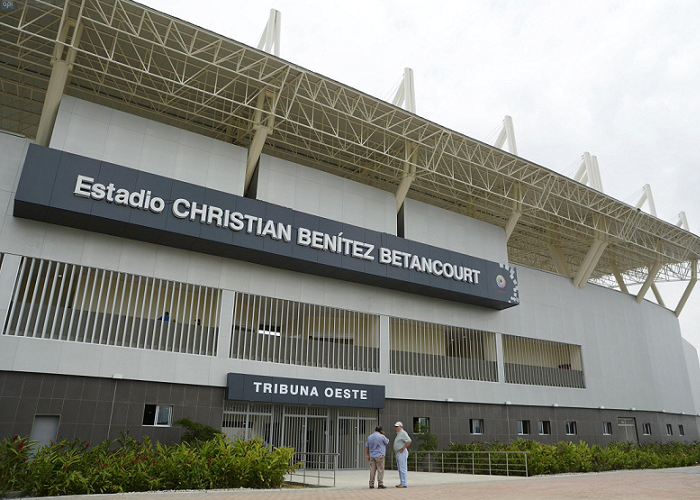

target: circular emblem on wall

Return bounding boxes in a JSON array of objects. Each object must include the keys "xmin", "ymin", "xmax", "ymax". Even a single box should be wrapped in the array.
[{"xmin": 496, "ymin": 275, "xmax": 507, "ymax": 288}]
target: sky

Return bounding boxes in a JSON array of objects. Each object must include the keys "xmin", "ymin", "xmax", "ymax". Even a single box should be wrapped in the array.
[{"xmin": 137, "ymin": 0, "xmax": 700, "ymax": 356}]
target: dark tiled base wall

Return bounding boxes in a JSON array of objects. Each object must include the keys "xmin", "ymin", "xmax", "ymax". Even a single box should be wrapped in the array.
[
  {"xmin": 380, "ymin": 399, "xmax": 700, "ymax": 447},
  {"xmin": 0, "ymin": 371, "xmax": 224, "ymax": 443},
  {"xmin": 2, "ymin": 371, "xmax": 698, "ymax": 448}
]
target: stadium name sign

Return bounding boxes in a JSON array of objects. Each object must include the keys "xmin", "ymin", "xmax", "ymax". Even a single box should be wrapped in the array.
[
  {"xmin": 72, "ymin": 174, "xmax": 483, "ymax": 285},
  {"xmin": 14, "ymin": 145, "xmax": 519, "ymax": 309},
  {"xmin": 226, "ymin": 373, "xmax": 385, "ymax": 408}
]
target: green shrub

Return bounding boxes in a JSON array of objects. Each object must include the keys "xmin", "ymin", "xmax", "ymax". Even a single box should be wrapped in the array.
[
  {"xmin": 0, "ymin": 435, "xmax": 32, "ymax": 493},
  {"xmin": 175, "ymin": 417, "xmax": 223, "ymax": 444},
  {"xmin": 1, "ymin": 433, "xmax": 299, "ymax": 496},
  {"xmin": 441, "ymin": 439, "xmax": 700, "ymax": 476}
]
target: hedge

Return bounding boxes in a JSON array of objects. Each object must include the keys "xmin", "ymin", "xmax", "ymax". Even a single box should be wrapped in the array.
[
  {"xmin": 445, "ymin": 439, "xmax": 700, "ymax": 475},
  {"xmin": 0, "ymin": 433, "xmax": 299, "ymax": 496}
]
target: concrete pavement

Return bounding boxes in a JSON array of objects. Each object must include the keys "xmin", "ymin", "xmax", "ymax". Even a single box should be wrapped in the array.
[{"xmin": 16, "ymin": 467, "xmax": 700, "ymax": 500}]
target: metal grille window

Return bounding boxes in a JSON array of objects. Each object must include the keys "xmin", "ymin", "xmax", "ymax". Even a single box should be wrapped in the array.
[
  {"xmin": 642, "ymin": 423, "xmax": 652, "ymax": 435},
  {"xmin": 2, "ymin": 257, "xmax": 221, "ymax": 355},
  {"xmin": 538, "ymin": 420, "xmax": 551, "ymax": 435},
  {"xmin": 666, "ymin": 424, "xmax": 673, "ymax": 436},
  {"xmin": 503, "ymin": 335, "xmax": 585, "ymax": 388},
  {"xmin": 230, "ymin": 292, "xmax": 379, "ymax": 372},
  {"xmin": 565, "ymin": 421, "xmax": 577, "ymax": 435},
  {"xmin": 389, "ymin": 318, "xmax": 498, "ymax": 381},
  {"xmin": 603, "ymin": 422, "xmax": 612, "ymax": 435}
]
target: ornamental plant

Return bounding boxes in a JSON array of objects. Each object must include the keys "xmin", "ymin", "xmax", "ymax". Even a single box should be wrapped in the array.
[{"xmin": 0, "ymin": 432, "xmax": 299, "ymax": 496}]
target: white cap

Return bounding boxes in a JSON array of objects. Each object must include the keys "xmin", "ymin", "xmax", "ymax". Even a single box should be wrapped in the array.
[{"xmin": 394, "ymin": 421, "xmax": 403, "ymax": 427}]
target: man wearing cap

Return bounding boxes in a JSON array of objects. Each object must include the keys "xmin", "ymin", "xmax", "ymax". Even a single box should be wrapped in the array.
[
  {"xmin": 393, "ymin": 421, "xmax": 412, "ymax": 488},
  {"xmin": 365, "ymin": 425, "xmax": 389, "ymax": 489}
]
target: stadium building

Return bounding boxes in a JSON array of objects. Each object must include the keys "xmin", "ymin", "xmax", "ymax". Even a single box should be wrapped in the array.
[{"xmin": 2, "ymin": 0, "xmax": 700, "ymax": 467}]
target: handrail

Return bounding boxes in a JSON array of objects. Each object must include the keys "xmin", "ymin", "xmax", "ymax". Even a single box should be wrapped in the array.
[
  {"xmin": 388, "ymin": 450, "xmax": 529, "ymax": 477},
  {"xmin": 287, "ymin": 452, "xmax": 340, "ymax": 487}
]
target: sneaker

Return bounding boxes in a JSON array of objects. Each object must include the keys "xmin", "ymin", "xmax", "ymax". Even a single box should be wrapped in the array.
[
  {"xmin": 369, "ymin": 485, "xmax": 374, "ymax": 489},
  {"xmin": 378, "ymin": 485, "xmax": 386, "ymax": 489},
  {"xmin": 396, "ymin": 484, "xmax": 407, "ymax": 488}
]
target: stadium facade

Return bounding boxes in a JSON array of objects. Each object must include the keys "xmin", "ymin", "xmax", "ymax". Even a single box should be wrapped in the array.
[{"xmin": 1, "ymin": 0, "xmax": 700, "ymax": 467}]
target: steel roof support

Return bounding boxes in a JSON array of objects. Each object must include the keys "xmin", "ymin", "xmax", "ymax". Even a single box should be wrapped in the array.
[
  {"xmin": 573, "ymin": 239, "xmax": 608, "ymax": 287},
  {"xmin": 245, "ymin": 90, "xmax": 276, "ymax": 193},
  {"xmin": 650, "ymin": 283, "xmax": 665, "ymax": 308},
  {"xmin": 548, "ymin": 244, "xmax": 572, "ymax": 277},
  {"xmin": 675, "ymin": 260, "xmax": 697, "ymax": 317},
  {"xmin": 635, "ymin": 184, "xmax": 657, "ymax": 216},
  {"xmin": 396, "ymin": 142, "xmax": 417, "ymax": 211},
  {"xmin": 493, "ymin": 115, "xmax": 518, "ymax": 155},
  {"xmin": 36, "ymin": 4, "xmax": 85, "ymax": 146},
  {"xmin": 676, "ymin": 212, "xmax": 689, "ymax": 231},
  {"xmin": 573, "ymin": 152, "xmax": 604, "ymax": 192},
  {"xmin": 391, "ymin": 68, "xmax": 416, "ymax": 114},
  {"xmin": 636, "ymin": 262, "xmax": 663, "ymax": 303},
  {"xmin": 257, "ymin": 9, "xmax": 281, "ymax": 57},
  {"xmin": 613, "ymin": 268, "xmax": 629, "ymax": 294}
]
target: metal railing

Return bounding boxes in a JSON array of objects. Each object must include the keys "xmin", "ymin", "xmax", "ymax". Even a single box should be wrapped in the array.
[
  {"xmin": 286, "ymin": 452, "xmax": 340, "ymax": 487},
  {"xmin": 388, "ymin": 450, "xmax": 529, "ymax": 477}
]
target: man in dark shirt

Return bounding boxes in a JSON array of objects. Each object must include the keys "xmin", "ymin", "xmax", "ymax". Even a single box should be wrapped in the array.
[{"xmin": 365, "ymin": 426, "xmax": 390, "ymax": 489}]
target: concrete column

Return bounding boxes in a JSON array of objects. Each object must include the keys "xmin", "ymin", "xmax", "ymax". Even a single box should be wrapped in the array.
[
  {"xmin": 495, "ymin": 332, "xmax": 506, "ymax": 384},
  {"xmin": 380, "ymin": 315, "xmax": 390, "ymax": 375},
  {"xmin": 216, "ymin": 290, "xmax": 235, "ymax": 358},
  {"xmin": 0, "ymin": 254, "xmax": 22, "ymax": 332}
]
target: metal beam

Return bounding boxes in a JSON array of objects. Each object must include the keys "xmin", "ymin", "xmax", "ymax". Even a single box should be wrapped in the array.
[
  {"xmin": 548, "ymin": 244, "xmax": 571, "ymax": 276},
  {"xmin": 396, "ymin": 142, "xmax": 417, "ymax": 211},
  {"xmin": 650, "ymin": 283, "xmax": 665, "ymax": 308},
  {"xmin": 613, "ymin": 269, "xmax": 629, "ymax": 294},
  {"xmin": 36, "ymin": 11, "xmax": 84, "ymax": 146},
  {"xmin": 636, "ymin": 262, "xmax": 663, "ymax": 303},
  {"xmin": 573, "ymin": 239, "xmax": 607, "ymax": 288},
  {"xmin": 257, "ymin": 9, "xmax": 281, "ymax": 56},
  {"xmin": 493, "ymin": 115, "xmax": 518, "ymax": 155},
  {"xmin": 245, "ymin": 90, "xmax": 276, "ymax": 192},
  {"xmin": 675, "ymin": 260, "xmax": 697, "ymax": 317},
  {"xmin": 391, "ymin": 68, "xmax": 416, "ymax": 113}
]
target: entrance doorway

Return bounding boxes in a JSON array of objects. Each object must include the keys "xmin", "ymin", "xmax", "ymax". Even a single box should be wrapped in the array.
[
  {"xmin": 617, "ymin": 417, "xmax": 638, "ymax": 443},
  {"xmin": 337, "ymin": 409, "xmax": 378, "ymax": 468},
  {"xmin": 222, "ymin": 401, "xmax": 378, "ymax": 469}
]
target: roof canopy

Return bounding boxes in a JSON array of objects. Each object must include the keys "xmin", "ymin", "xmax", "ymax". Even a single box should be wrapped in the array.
[{"xmin": 1, "ymin": 0, "xmax": 699, "ymax": 290}]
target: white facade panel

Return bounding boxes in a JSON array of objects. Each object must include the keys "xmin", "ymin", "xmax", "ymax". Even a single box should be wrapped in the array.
[
  {"xmin": 402, "ymin": 198, "xmax": 509, "ymax": 263},
  {"xmin": 257, "ymin": 154, "xmax": 396, "ymax": 235}
]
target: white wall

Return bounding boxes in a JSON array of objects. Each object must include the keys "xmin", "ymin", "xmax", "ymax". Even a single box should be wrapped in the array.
[
  {"xmin": 402, "ymin": 198, "xmax": 509, "ymax": 263},
  {"xmin": 257, "ymin": 154, "xmax": 396, "ymax": 234},
  {"xmin": 50, "ymin": 95, "xmax": 246, "ymax": 195},
  {"xmin": 0, "ymin": 98, "xmax": 698, "ymax": 416}
]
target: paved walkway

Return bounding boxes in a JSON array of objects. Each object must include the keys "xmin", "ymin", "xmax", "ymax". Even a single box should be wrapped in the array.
[{"xmin": 18, "ymin": 467, "xmax": 700, "ymax": 500}]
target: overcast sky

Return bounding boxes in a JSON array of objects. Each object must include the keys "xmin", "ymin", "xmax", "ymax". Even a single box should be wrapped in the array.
[{"xmin": 138, "ymin": 0, "xmax": 700, "ymax": 356}]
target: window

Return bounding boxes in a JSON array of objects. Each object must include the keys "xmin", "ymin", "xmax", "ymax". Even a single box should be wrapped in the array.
[
  {"xmin": 602, "ymin": 422, "xmax": 612, "ymax": 435},
  {"xmin": 679, "ymin": 425, "xmax": 685, "ymax": 436},
  {"xmin": 470, "ymin": 418, "xmax": 484, "ymax": 435},
  {"xmin": 538, "ymin": 420, "xmax": 551, "ymax": 435},
  {"xmin": 666, "ymin": 424, "xmax": 673, "ymax": 436},
  {"xmin": 517, "ymin": 420, "xmax": 531, "ymax": 435},
  {"xmin": 143, "ymin": 404, "xmax": 173, "ymax": 426},
  {"xmin": 565, "ymin": 421, "xmax": 577, "ymax": 435},
  {"xmin": 642, "ymin": 423, "xmax": 652, "ymax": 435},
  {"xmin": 413, "ymin": 417, "xmax": 430, "ymax": 433}
]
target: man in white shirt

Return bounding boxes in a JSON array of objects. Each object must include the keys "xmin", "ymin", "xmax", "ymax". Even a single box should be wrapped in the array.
[{"xmin": 393, "ymin": 421, "xmax": 412, "ymax": 488}]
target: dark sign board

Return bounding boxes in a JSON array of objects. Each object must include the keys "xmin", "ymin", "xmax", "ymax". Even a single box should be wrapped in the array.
[
  {"xmin": 13, "ymin": 144, "xmax": 519, "ymax": 309},
  {"xmin": 226, "ymin": 373, "xmax": 385, "ymax": 408}
]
